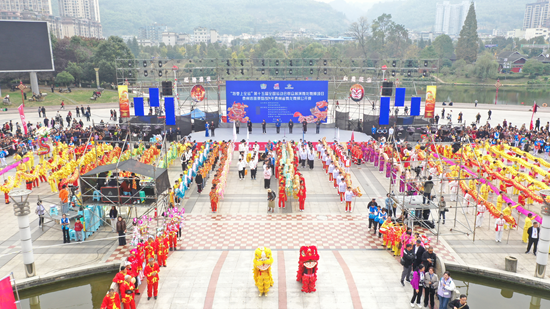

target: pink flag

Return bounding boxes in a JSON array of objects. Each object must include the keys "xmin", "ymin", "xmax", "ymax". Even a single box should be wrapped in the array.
[
  {"xmin": 18, "ymin": 105, "xmax": 28, "ymax": 135},
  {"xmin": 351, "ymin": 130, "xmax": 355, "ymax": 141},
  {"xmin": 0, "ymin": 275, "xmax": 17, "ymax": 309}
]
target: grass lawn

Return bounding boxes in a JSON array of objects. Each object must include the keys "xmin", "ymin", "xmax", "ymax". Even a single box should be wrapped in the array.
[
  {"xmin": 1, "ymin": 88, "xmax": 124, "ymax": 108},
  {"xmin": 436, "ymin": 74, "xmax": 542, "ymax": 86}
]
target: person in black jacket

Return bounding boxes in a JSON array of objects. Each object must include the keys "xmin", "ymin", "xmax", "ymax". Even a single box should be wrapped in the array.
[
  {"xmin": 448, "ymin": 294, "xmax": 469, "ymax": 309},
  {"xmin": 413, "ymin": 239, "xmax": 426, "ymax": 268},
  {"xmin": 247, "ymin": 119, "xmax": 252, "ymax": 134},
  {"xmin": 401, "ymin": 243, "xmax": 415, "ymax": 286},
  {"xmin": 526, "ymin": 222, "xmax": 540, "ymax": 255},
  {"xmin": 421, "ymin": 246, "xmax": 437, "ymax": 270},
  {"xmin": 195, "ymin": 172, "xmax": 203, "ymax": 193},
  {"xmin": 288, "ymin": 119, "xmax": 293, "ymax": 134}
]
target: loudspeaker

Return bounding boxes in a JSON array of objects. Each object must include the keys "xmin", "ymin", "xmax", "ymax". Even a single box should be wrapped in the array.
[
  {"xmin": 161, "ymin": 81, "xmax": 173, "ymax": 96},
  {"xmin": 101, "ymin": 187, "xmax": 119, "ymax": 203},
  {"xmin": 382, "ymin": 81, "xmax": 393, "ymax": 96}
]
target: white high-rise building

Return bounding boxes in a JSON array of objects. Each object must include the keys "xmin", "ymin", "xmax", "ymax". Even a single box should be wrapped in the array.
[
  {"xmin": 0, "ymin": 0, "xmax": 52, "ymax": 14},
  {"xmin": 434, "ymin": 1, "xmax": 471, "ymax": 35},
  {"xmin": 523, "ymin": 0, "xmax": 550, "ymax": 30},
  {"xmin": 58, "ymin": 0, "xmax": 100, "ymax": 22}
]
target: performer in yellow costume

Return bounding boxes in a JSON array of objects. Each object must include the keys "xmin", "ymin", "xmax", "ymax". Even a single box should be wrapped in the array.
[
  {"xmin": 480, "ymin": 182, "xmax": 489, "ymax": 201},
  {"xmin": 253, "ymin": 247, "xmax": 274, "ymax": 296}
]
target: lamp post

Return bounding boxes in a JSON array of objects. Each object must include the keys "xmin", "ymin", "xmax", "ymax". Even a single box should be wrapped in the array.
[
  {"xmin": 535, "ymin": 190, "xmax": 550, "ymax": 278},
  {"xmin": 9, "ymin": 189, "xmax": 36, "ymax": 278},
  {"xmin": 94, "ymin": 68, "xmax": 100, "ymax": 89}
]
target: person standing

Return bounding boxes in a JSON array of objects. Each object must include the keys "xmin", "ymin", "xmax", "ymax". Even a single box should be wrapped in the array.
[
  {"xmin": 297, "ymin": 185, "xmax": 306, "ymax": 212},
  {"xmin": 495, "ymin": 214, "xmax": 505, "ymax": 242},
  {"xmin": 476, "ymin": 201, "xmax": 486, "ymax": 227},
  {"xmin": 36, "ymin": 200, "xmax": 45, "ymax": 227},
  {"xmin": 276, "ymin": 119, "xmax": 281, "ymax": 134},
  {"xmin": 344, "ymin": 186, "xmax": 354, "ymax": 212},
  {"xmin": 38, "ymin": 107, "xmax": 42, "ymax": 118},
  {"xmin": 423, "ymin": 267, "xmax": 438, "ymax": 309},
  {"xmin": 522, "ymin": 213, "xmax": 533, "ymax": 243},
  {"xmin": 76, "ymin": 106, "xmax": 80, "ymax": 117},
  {"xmin": 247, "ymin": 119, "xmax": 252, "ymax": 134},
  {"xmin": 438, "ymin": 196, "xmax": 446, "ymax": 224},
  {"xmin": 59, "ymin": 184, "xmax": 69, "ymax": 214},
  {"xmin": 423, "ymin": 176, "xmax": 434, "ymax": 204},
  {"xmin": 120, "ymin": 275, "xmax": 136, "ymax": 309},
  {"xmin": 488, "ymin": 109, "xmax": 492, "ymax": 120},
  {"xmin": 302, "ymin": 120, "xmax": 307, "ymax": 134},
  {"xmin": 437, "ymin": 271, "xmax": 455, "ymax": 309},
  {"xmin": 74, "ymin": 219, "xmax": 84, "ymax": 242},
  {"xmin": 263, "ymin": 165, "xmax": 272, "ymax": 189},
  {"xmin": 288, "ymin": 119, "xmax": 294, "ymax": 134},
  {"xmin": 238, "ymin": 158, "xmax": 246, "ymax": 180},
  {"xmin": 210, "ymin": 121, "xmax": 215, "ymax": 137},
  {"xmin": 413, "ymin": 239, "xmax": 425, "ymax": 268},
  {"xmin": 410, "ymin": 264, "xmax": 425, "ymax": 308},
  {"xmin": 116, "ymin": 216, "xmax": 127, "ymax": 246},
  {"xmin": 195, "ymin": 171, "xmax": 203, "ymax": 193},
  {"xmin": 235, "ymin": 120, "xmax": 240, "ymax": 134},
  {"xmin": 144, "ymin": 258, "xmax": 160, "ymax": 300},
  {"xmin": 400, "ymin": 243, "xmax": 414, "ymax": 286},
  {"xmin": 526, "ymin": 221, "xmax": 540, "ymax": 255},
  {"xmin": 316, "ymin": 119, "xmax": 321, "ymax": 134},
  {"xmin": 278, "ymin": 180, "xmax": 287, "ymax": 209},
  {"xmin": 261, "ymin": 120, "xmax": 266, "ymax": 134},
  {"xmin": 61, "ymin": 214, "xmax": 70, "ymax": 243},
  {"xmin": 249, "ymin": 154, "xmax": 258, "ymax": 180},
  {"xmin": 109, "ymin": 206, "xmax": 118, "ymax": 232},
  {"xmin": 267, "ymin": 189, "xmax": 276, "ymax": 213},
  {"xmin": 338, "ymin": 178, "xmax": 346, "ymax": 204},
  {"xmin": 60, "ymin": 100, "xmax": 65, "ymax": 109},
  {"xmin": 448, "ymin": 295, "xmax": 469, "ymax": 309},
  {"xmin": 421, "ymin": 247, "xmax": 436, "ymax": 270},
  {"xmin": 205, "ymin": 122, "xmax": 210, "ymax": 137},
  {"xmin": 367, "ymin": 199, "xmax": 378, "ymax": 229},
  {"xmin": 100, "ymin": 289, "xmax": 121, "ymax": 309},
  {"xmin": 307, "ymin": 148, "xmax": 315, "ymax": 169}
]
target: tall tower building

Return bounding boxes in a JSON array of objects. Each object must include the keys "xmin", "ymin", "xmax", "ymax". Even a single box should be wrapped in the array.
[
  {"xmin": 523, "ymin": 0, "xmax": 550, "ymax": 30},
  {"xmin": 434, "ymin": 1, "xmax": 471, "ymax": 35},
  {"xmin": 58, "ymin": 0, "xmax": 100, "ymax": 22}
]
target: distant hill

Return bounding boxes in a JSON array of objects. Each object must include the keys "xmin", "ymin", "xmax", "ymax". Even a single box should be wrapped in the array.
[
  {"xmin": 367, "ymin": 0, "xmax": 529, "ymax": 33},
  {"xmin": 328, "ymin": 0, "xmax": 368, "ymax": 22},
  {"xmin": 98, "ymin": 0, "xmax": 349, "ymax": 37}
]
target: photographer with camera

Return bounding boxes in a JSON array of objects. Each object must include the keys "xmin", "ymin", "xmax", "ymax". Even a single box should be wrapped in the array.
[{"xmin": 422, "ymin": 176, "xmax": 434, "ymax": 205}]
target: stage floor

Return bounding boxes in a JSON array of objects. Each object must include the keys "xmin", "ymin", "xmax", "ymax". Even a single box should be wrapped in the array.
[{"xmin": 187, "ymin": 127, "xmax": 372, "ymax": 143}]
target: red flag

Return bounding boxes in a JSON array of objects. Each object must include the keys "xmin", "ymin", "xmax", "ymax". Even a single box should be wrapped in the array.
[
  {"xmin": 351, "ymin": 130, "xmax": 355, "ymax": 141},
  {"xmin": 533, "ymin": 102, "xmax": 538, "ymax": 113},
  {"xmin": 0, "ymin": 275, "xmax": 17, "ymax": 309}
]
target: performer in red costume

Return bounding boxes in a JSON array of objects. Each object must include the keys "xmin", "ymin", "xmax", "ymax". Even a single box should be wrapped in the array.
[
  {"xmin": 278, "ymin": 179, "xmax": 286, "ymax": 208},
  {"xmin": 112, "ymin": 266, "xmax": 128, "ymax": 287},
  {"xmin": 144, "ymin": 258, "xmax": 160, "ymax": 300},
  {"xmin": 157, "ymin": 234, "xmax": 167, "ymax": 267},
  {"xmin": 169, "ymin": 225, "xmax": 178, "ymax": 251},
  {"xmin": 296, "ymin": 246, "xmax": 319, "ymax": 293},
  {"xmin": 120, "ymin": 275, "xmax": 136, "ymax": 309},
  {"xmin": 144, "ymin": 236, "xmax": 157, "ymax": 261},
  {"xmin": 297, "ymin": 185, "xmax": 306, "ymax": 211},
  {"xmin": 100, "ymin": 289, "xmax": 121, "ymax": 309}
]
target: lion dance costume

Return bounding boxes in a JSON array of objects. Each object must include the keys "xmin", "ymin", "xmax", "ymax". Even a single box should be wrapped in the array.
[
  {"xmin": 296, "ymin": 246, "xmax": 319, "ymax": 293},
  {"xmin": 253, "ymin": 247, "xmax": 274, "ymax": 296}
]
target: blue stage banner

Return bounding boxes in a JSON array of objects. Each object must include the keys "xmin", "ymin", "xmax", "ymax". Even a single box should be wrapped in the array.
[
  {"xmin": 134, "ymin": 97, "xmax": 144, "ymax": 116},
  {"xmin": 149, "ymin": 88, "xmax": 159, "ymax": 107},
  {"xmin": 379, "ymin": 97, "xmax": 390, "ymax": 125},
  {"xmin": 394, "ymin": 88, "xmax": 406, "ymax": 107},
  {"xmin": 226, "ymin": 80, "xmax": 328, "ymax": 123},
  {"xmin": 165, "ymin": 97, "xmax": 176, "ymax": 125},
  {"xmin": 411, "ymin": 97, "xmax": 421, "ymax": 116}
]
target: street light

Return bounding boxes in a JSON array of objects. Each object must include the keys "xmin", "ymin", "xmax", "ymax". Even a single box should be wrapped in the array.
[
  {"xmin": 535, "ymin": 190, "xmax": 550, "ymax": 278},
  {"xmin": 9, "ymin": 189, "xmax": 36, "ymax": 278}
]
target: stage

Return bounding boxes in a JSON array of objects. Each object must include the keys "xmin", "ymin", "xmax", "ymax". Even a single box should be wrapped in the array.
[{"xmin": 187, "ymin": 127, "xmax": 372, "ymax": 143}]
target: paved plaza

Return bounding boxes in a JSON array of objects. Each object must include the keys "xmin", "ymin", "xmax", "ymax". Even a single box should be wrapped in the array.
[{"xmin": 0, "ymin": 101, "xmax": 549, "ymax": 308}]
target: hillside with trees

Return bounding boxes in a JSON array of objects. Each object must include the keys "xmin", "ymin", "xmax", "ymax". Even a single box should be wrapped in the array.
[{"xmin": 98, "ymin": 0, "xmax": 349, "ymax": 36}]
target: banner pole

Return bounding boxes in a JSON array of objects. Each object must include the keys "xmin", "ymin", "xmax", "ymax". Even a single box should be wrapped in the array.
[{"xmin": 11, "ymin": 272, "xmax": 22, "ymax": 308}]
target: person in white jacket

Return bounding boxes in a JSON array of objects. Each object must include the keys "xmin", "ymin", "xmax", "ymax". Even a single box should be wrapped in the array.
[
  {"xmin": 249, "ymin": 153, "xmax": 258, "ymax": 180},
  {"xmin": 237, "ymin": 158, "xmax": 247, "ymax": 180},
  {"xmin": 495, "ymin": 214, "xmax": 505, "ymax": 242},
  {"xmin": 475, "ymin": 202, "xmax": 487, "ymax": 228}
]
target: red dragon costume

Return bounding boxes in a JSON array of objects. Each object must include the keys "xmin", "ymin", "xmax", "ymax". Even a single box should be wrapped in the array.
[{"xmin": 296, "ymin": 246, "xmax": 319, "ymax": 293}]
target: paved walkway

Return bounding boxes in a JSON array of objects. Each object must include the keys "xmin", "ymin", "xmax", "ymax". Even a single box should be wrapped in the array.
[{"xmin": 0, "ymin": 104, "xmax": 549, "ymax": 308}]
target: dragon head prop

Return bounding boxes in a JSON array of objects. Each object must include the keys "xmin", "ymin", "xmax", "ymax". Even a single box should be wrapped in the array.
[{"xmin": 254, "ymin": 247, "xmax": 273, "ymax": 271}]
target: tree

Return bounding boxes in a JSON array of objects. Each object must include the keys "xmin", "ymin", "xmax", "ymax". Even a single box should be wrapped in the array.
[
  {"xmin": 370, "ymin": 14, "xmax": 393, "ymax": 54},
  {"xmin": 385, "ymin": 23, "xmax": 410, "ymax": 58},
  {"xmin": 263, "ymin": 48, "xmax": 286, "ymax": 59},
  {"xmin": 127, "ymin": 37, "xmax": 140, "ymax": 57},
  {"xmin": 522, "ymin": 59, "xmax": 545, "ymax": 77},
  {"xmin": 473, "ymin": 52, "xmax": 498, "ymax": 80},
  {"xmin": 93, "ymin": 36, "xmax": 134, "ymax": 83},
  {"xmin": 349, "ymin": 16, "xmax": 370, "ymax": 57},
  {"xmin": 455, "ymin": 2, "xmax": 479, "ymax": 63},
  {"xmin": 56, "ymin": 71, "xmax": 75, "ymax": 86},
  {"xmin": 433, "ymin": 34, "xmax": 454, "ymax": 59},
  {"xmin": 419, "ymin": 46, "xmax": 438, "ymax": 59},
  {"xmin": 65, "ymin": 62, "xmax": 83, "ymax": 86},
  {"xmin": 418, "ymin": 37, "xmax": 426, "ymax": 49}
]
